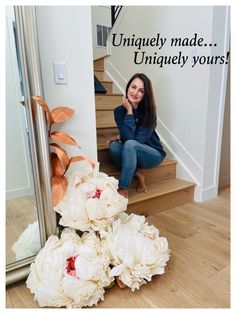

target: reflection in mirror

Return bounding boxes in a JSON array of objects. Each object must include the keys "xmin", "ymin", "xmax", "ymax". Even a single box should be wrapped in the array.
[{"xmin": 6, "ymin": 6, "xmax": 41, "ymax": 265}]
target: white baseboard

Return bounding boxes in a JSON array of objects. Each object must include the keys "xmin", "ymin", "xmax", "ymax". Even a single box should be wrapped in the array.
[
  {"xmin": 6, "ymin": 186, "xmax": 34, "ymax": 200},
  {"xmin": 200, "ymin": 185, "xmax": 218, "ymax": 202}
]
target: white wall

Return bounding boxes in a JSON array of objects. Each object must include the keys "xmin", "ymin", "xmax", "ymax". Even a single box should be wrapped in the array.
[
  {"xmin": 105, "ymin": 6, "xmax": 230, "ymax": 201},
  {"xmin": 6, "ymin": 8, "xmax": 34, "ymax": 200},
  {"xmin": 36, "ymin": 6, "xmax": 97, "ymax": 163},
  {"xmin": 91, "ymin": 6, "xmax": 111, "ymax": 60},
  {"xmin": 201, "ymin": 6, "xmax": 230, "ymax": 199}
]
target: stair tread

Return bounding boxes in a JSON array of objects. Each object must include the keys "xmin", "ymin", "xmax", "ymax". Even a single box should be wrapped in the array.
[
  {"xmin": 99, "ymin": 80, "xmax": 113, "ymax": 83},
  {"xmin": 97, "ymin": 123, "xmax": 116, "ymax": 128},
  {"xmin": 98, "ymin": 143, "xmax": 110, "ymax": 150},
  {"xmin": 98, "ymin": 142, "xmax": 109, "ymax": 150},
  {"xmin": 95, "ymin": 93, "xmax": 123, "ymax": 96},
  {"xmin": 94, "ymin": 68, "xmax": 104, "ymax": 72},
  {"xmin": 128, "ymin": 178, "xmax": 195, "ymax": 205}
]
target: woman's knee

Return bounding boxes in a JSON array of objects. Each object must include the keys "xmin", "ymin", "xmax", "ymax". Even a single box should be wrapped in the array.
[
  {"xmin": 109, "ymin": 141, "xmax": 122, "ymax": 155},
  {"xmin": 138, "ymin": 152, "xmax": 163, "ymax": 169},
  {"xmin": 123, "ymin": 139, "xmax": 139, "ymax": 151}
]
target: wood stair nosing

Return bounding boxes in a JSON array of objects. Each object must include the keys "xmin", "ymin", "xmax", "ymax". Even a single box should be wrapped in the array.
[
  {"xmin": 95, "ymin": 93, "xmax": 123, "ymax": 96},
  {"xmin": 99, "ymin": 79, "xmax": 113, "ymax": 84},
  {"xmin": 97, "ymin": 127, "xmax": 119, "ymax": 135},
  {"xmin": 94, "ymin": 68, "xmax": 103, "ymax": 72},
  {"xmin": 96, "ymin": 122, "xmax": 116, "ymax": 129},
  {"xmin": 98, "ymin": 143, "xmax": 110, "ymax": 150},
  {"xmin": 94, "ymin": 68, "xmax": 104, "ymax": 73}
]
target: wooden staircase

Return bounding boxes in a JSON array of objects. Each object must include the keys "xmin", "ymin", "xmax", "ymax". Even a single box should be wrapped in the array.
[{"xmin": 94, "ymin": 56, "xmax": 195, "ymax": 216}]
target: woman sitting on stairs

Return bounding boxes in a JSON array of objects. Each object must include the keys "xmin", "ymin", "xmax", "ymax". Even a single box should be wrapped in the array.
[{"xmin": 109, "ymin": 73, "xmax": 166, "ymax": 198}]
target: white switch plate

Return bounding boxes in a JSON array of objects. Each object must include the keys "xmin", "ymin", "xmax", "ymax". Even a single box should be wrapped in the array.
[{"xmin": 53, "ymin": 62, "xmax": 67, "ymax": 84}]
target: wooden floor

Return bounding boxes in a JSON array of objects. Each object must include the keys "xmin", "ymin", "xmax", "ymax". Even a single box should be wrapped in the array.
[
  {"xmin": 6, "ymin": 186, "xmax": 230, "ymax": 308},
  {"xmin": 6, "ymin": 195, "xmax": 37, "ymax": 264}
]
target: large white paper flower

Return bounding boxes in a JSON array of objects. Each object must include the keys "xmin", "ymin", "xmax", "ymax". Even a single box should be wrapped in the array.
[
  {"xmin": 66, "ymin": 160, "xmax": 101, "ymax": 186},
  {"xmin": 54, "ymin": 170, "xmax": 128, "ymax": 232},
  {"xmin": 26, "ymin": 228, "xmax": 114, "ymax": 308},
  {"xmin": 12, "ymin": 221, "xmax": 41, "ymax": 261},
  {"xmin": 103, "ymin": 213, "xmax": 170, "ymax": 292}
]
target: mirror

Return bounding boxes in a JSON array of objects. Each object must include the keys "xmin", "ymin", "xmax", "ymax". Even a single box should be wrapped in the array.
[
  {"xmin": 6, "ymin": 6, "xmax": 57, "ymax": 285},
  {"xmin": 6, "ymin": 7, "xmax": 41, "ymax": 265}
]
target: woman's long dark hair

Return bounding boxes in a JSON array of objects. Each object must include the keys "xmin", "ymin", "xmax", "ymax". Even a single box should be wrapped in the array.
[{"xmin": 125, "ymin": 73, "xmax": 157, "ymax": 129}]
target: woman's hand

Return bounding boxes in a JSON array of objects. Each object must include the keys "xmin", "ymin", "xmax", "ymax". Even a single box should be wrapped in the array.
[
  {"xmin": 107, "ymin": 135, "xmax": 120, "ymax": 145},
  {"xmin": 122, "ymin": 97, "xmax": 133, "ymax": 114}
]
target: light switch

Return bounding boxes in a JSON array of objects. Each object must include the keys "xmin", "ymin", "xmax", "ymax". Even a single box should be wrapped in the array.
[{"xmin": 53, "ymin": 62, "xmax": 67, "ymax": 84}]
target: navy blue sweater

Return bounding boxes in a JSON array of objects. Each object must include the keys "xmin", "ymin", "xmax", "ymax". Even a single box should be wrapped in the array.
[{"xmin": 114, "ymin": 105, "xmax": 166, "ymax": 158}]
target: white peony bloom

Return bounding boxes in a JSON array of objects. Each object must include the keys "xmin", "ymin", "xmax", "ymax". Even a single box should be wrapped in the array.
[
  {"xmin": 66, "ymin": 161, "xmax": 105, "ymax": 186},
  {"xmin": 103, "ymin": 213, "xmax": 170, "ymax": 292},
  {"xmin": 54, "ymin": 172, "xmax": 127, "ymax": 232},
  {"xmin": 26, "ymin": 228, "xmax": 114, "ymax": 308},
  {"xmin": 12, "ymin": 221, "xmax": 41, "ymax": 261}
]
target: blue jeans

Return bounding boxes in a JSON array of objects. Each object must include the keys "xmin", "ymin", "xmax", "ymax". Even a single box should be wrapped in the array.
[{"xmin": 109, "ymin": 140, "xmax": 164, "ymax": 189}]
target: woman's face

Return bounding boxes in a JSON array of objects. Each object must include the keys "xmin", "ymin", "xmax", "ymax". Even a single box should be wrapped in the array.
[{"xmin": 127, "ymin": 77, "xmax": 144, "ymax": 108}]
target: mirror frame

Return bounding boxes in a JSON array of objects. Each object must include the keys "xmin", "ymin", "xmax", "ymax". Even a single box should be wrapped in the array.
[{"xmin": 6, "ymin": 6, "xmax": 57, "ymax": 285}]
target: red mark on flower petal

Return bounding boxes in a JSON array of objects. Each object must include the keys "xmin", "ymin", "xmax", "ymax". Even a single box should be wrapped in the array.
[
  {"xmin": 91, "ymin": 189, "xmax": 102, "ymax": 199},
  {"xmin": 66, "ymin": 256, "xmax": 79, "ymax": 279}
]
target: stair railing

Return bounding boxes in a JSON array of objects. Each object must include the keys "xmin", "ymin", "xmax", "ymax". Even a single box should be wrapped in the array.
[{"xmin": 111, "ymin": 6, "xmax": 123, "ymax": 27}]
